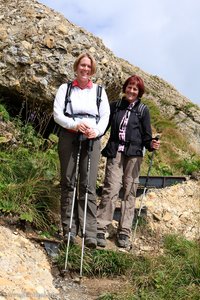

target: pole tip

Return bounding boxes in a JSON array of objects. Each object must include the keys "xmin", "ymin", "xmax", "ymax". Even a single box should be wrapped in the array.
[
  {"xmin": 60, "ymin": 269, "xmax": 69, "ymax": 277},
  {"xmin": 73, "ymin": 276, "xmax": 82, "ymax": 284}
]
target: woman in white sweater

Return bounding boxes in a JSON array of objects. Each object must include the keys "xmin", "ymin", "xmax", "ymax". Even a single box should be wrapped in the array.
[{"xmin": 53, "ymin": 52, "xmax": 110, "ymax": 248}]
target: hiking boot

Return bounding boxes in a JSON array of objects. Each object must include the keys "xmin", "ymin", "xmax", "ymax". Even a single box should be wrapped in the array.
[
  {"xmin": 85, "ymin": 237, "xmax": 97, "ymax": 249},
  {"xmin": 117, "ymin": 234, "xmax": 131, "ymax": 248},
  {"xmin": 63, "ymin": 233, "xmax": 76, "ymax": 245},
  {"xmin": 97, "ymin": 233, "xmax": 106, "ymax": 247}
]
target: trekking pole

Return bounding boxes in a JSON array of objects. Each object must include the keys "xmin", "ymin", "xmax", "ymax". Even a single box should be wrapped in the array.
[
  {"xmin": 80, "ymin": 139, "xmax": 94, "ymax": 279},
  {"xmin": 132, "ymin": 135, "xmax": 160, "ymax": 243},
  {"xmin": 64, "ymin": 134, "xmax": 83, "ymax": 271}
]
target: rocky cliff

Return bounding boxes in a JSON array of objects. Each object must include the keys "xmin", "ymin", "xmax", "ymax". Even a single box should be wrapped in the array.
[{"xmin": 0, "ymin": 0, "xmax": 200, "ymax": 151}]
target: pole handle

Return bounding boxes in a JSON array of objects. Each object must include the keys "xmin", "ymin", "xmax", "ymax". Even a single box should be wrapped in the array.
[
  {"xmin": 153, "ymin": 134, "xmax": 160, "ymax": 141},
  {"xmin": 88, "ymin": 139, "xmax": 94, "ymax": 152},
  {"xmin": 145, "ymin": 135, "xmax": 160, "ymax": 186},
  {"xmin": 78, "ymin": 133, "xmax": 84, "ymax": 141}
]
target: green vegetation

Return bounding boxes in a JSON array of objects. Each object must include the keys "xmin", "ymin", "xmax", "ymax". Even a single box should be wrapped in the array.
[
  {"xmin": 0, "ymin": 102, "xmax": 10, "ymax": 121},
  {"xmin": 175, "ymin": 156, "xmax": 200, "ymax": 175},
  {"xmin": 183, "ymin": 102, "xmax": 198, "ymax": 114},
  {"xmin": 0, "ymin": 145, "xmax": 59, "ymax": 228},
  {"xmin": 140, "ymin": 98, "xmax": 200, "ymax": 176},
  {"xmin": 58, "ymin": 245, "xmax": 134, "ymax": 276},
  {"xmin": 57, "ymin": 234, "xmax": 200, "ymax": 299},
  {"xmin": 0, "ymin": 108, "xmax": 60, "ymax": 229}
]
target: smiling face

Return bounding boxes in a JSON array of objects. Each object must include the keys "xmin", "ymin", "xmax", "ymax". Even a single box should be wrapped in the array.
[
  {"xmin": 125, "ymin": 82, "xmax": 139, "ymax": 103},
  {"xmin": 76, "ymin": 56, "xmax": 92, "ymax": 84}
]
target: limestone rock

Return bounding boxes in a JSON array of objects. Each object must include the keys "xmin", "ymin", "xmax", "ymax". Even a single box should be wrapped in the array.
[
  {"xmin": 144, "ymin": 180, "xmax": 200, "ymax": 241},
  {"xmin": 0, "ymin": 226, "xmax": 58, "ymax": 299}
]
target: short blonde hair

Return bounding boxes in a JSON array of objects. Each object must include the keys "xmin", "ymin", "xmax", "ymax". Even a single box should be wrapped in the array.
[{"xmin": 73, "ymin": 52, "xmax": 97, "ymax": 75}]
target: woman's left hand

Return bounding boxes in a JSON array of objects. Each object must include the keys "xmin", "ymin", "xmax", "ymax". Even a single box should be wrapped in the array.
[
  {"xmin": 85, "ymin": 128, "xmax": 98, "ymax": 139},
  {"xmin": 76, "ymin": 122, "xmax": 97, "ymax": 138}
]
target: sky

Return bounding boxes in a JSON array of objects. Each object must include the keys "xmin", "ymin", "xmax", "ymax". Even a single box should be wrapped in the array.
[{"xmin": 38, "ymin": 0, "xmax": 200, "ymax": 106}]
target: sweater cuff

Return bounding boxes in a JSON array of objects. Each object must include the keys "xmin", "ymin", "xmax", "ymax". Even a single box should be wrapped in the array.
[{"xmin": 94, "ymin": 128, "xmax": 100, "ymax": 137}]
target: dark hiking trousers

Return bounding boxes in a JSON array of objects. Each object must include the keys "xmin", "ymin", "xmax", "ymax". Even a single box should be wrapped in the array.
[{"xmin": 58, "ymin": 128, "xmax": 101, "ymax": 239}]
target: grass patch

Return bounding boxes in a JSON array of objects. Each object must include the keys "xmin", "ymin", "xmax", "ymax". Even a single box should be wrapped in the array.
[
  {"xmin": 0, "ymin": 116, "xmax": 60, "ymax": 229},
  {"xmin": 57, "ymin": 235, "xmax": 200, "ymax": 300},
  {"xmin": 57, "ymin": 246, "xmax": 134, "ymax": 277}
]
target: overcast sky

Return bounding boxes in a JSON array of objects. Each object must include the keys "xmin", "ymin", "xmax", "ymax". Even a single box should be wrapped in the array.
[{"xmin": 38, "ymin": 0, "xmax": 200, "ymax": 106}]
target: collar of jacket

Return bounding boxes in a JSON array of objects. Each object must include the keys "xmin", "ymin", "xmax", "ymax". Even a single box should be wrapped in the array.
[
  {"xmin": 72, "ymin": 79, "xmax": 93, "ymax": 89},
  {"xmin": 120, "ymin": 97, "xmax": 140, "ymax": 109}
]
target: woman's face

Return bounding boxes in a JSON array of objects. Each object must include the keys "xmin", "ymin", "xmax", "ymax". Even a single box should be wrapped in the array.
[
  {"xmin": 125, "ymin": 82, "xmax": 139, "ymax": 103},
  {"xmin": 76, "ymin": 56, "xmax": 92, "ymax": 82}
]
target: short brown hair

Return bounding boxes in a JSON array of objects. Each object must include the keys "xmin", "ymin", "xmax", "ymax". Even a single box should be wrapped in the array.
[
  {"xmin": 73, "ymin": 52, "xmax": 97, "ymax": 75},
  {"xmin": 122, "ymin": 75, "xmax": 145, "ymax": 98}
]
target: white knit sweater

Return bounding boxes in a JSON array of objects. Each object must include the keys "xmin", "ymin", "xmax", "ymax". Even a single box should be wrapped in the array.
[{"xmin": 53, "ymin": 83, "xmax": 110, "ymax": 137}]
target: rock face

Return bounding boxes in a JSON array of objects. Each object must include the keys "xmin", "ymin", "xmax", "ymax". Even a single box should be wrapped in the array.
[
  {"xmin": 144, "ymin": 180, "xmax": 200, "ymax": 241},
  {"xmin": 0, "ymin": 0, "xmax": 200, "ymax": 151},
  {"xmin": 0, "ymin": 226, "xmax": 58, "ymax": 299},
  {"xmin": 0, "ymin": 0, "xmax": 124, "ymax": 105}
]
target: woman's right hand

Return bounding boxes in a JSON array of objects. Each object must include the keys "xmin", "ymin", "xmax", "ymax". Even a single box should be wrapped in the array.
[
  {"xmin": 76, "ymin": 122, "xmax": 90, "ymax": 135},
  {"xmin": 76, "ymin": 122, "xmax": 98, "ymax": 139}
]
